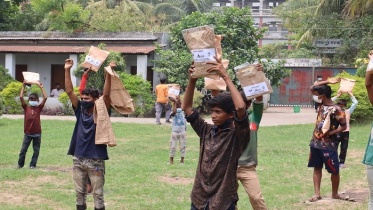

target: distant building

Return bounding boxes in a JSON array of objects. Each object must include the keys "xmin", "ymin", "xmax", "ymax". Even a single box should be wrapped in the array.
[
  {"xmin": 0, "ymin": 32, "xmax": 170, "ymax": 94},
  {"xmin": 214, "ymin": 0, "xmax": 289, "ymax": 48}
]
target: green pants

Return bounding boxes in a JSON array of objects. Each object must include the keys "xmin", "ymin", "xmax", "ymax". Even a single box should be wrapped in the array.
[{"xmin": 73, "ymin": 156, "xmax": 105, "ymax": 209}]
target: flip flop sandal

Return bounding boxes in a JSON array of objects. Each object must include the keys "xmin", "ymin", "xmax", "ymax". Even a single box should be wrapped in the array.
[
  {"xmin": 309, "ymin": 195, "xmax": 322, "ymax": 202},
  {"xmin": 336, "ymin": 195, "xmax": 356, "ymax": 202}
]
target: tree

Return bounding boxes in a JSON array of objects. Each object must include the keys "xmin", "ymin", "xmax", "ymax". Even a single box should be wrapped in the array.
[
  {"xmin": 153, "ymin": 7, "xmax": 290, "ymax": 90},
  {"xmin": 343, "ymin": 0, "xmax": 373, "ymax": 17},
  {"xmin": 0, "ymin": 0, "xmax": 19, "ymax": 30},
  {"xmin": 0, "ymin": 65, "xmax": 16, "ymax": 91},
  {"xmin": 274, "ymin": 0, "xmax": 373, "ymax": 66},
  {"xmin": 86, "ymin": 0, "xmax": 167, "ymax": 32},
  {"xmin": 135, "ymin": 0, "xmax": 216, "ymax": 23},
  {"xmin": 11, "ymin": 2, "xmax": 44, "ymax": 31},
  {"xmin": 32, "ymin": 0, "xmax": 90, "ymax": 32},
  {"xmin": 275, "ymin": 0, "xmax": 346, "ymax": 48}
]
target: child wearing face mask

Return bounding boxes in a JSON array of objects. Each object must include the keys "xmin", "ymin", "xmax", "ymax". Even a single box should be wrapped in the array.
[
  {"xmin": 17, "ymin": 80, "xmax": 48, "ymax": 169},
  {"xmin": 169, "ymin": 95, "xmax": 187, "ymax": 164}
]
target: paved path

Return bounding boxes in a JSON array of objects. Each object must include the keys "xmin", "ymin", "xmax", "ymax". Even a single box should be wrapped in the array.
[{"xmin": 2, "ymin": 107, "xmax": 317, "ymax": 127}]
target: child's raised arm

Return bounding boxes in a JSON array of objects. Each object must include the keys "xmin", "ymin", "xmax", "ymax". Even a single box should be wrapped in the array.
[
  {"xmin": 37, "ymin": 82, "xmax": 48, "ymax": 106},
  {"xmin": 19, "ymin": 81, "xmax": 26, "ymax": 106}
]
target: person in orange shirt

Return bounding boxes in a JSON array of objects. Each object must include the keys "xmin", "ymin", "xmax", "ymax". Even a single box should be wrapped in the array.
[{"xmin": 155, "ymin": 78, "xmax": 171, "ymax": 124}]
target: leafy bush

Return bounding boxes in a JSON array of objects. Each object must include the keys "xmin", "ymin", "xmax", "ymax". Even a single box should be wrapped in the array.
[
  {"xmin": 58, "ymin": 87, "xmax": 80, "ymax": 115},
  {"xmin": 356, "ymin": 64, "xmax": 367, "ymax": 78},
  {"xmin": 329, "ymin": 71, "xmax": 373, "ymax": 122},
  {"xmin": 1, "ymin": 82, "xmax": 43, "ymax": 114},
  {"xmin": 0, "ymin": 65, "xmax": 16, "ymax": 91},
  {"xmin": 119, "ymin": 73, "xmax": 154, "ymax": 117},
  {"xmin": 1, "ymin": 82, "xmax": 23, "ymax": 114}
]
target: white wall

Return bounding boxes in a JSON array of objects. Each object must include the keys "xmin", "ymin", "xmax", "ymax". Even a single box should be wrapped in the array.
[
  {"xmin": 125, "ymin": 55, "xmax": 137, "ymax": 73},
  {"xmin": 16, "ymin": 53, "xmax": 69, "ymax": 94},
  {"xmin": 125, "ymin": 54, "xmax": 154, "ymax": 71},
  {"xmin": 125, "ymin": 53, "xmax": 159, "ymax": 90}
]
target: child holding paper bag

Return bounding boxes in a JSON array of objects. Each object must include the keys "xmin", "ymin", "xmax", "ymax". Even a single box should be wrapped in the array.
[
  {"xmin": 308, "ymin": 78, "xmax": 348, "ymax": 202},
  {"xmin": 17, "ymin": 79, "xmax": 47, "ymax": 169}
]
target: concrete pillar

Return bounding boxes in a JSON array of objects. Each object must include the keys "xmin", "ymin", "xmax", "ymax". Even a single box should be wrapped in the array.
[
  {"xmin": 69, "ymin": 54, "xmax": 78, "ymax": 86},
  {"xmin": 260, "ymin": 0, "xmax": 264, "ymax": 16},
  {"xmin": 5, "ymin": 53, "xmax": 16, "ymax": 78},
  {"xmin": 137, "ymin": 54, "xmax": 147, "ymax": 81}
]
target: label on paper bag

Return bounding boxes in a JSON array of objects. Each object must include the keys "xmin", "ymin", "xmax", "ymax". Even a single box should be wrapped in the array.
[
  {"xmin": 191, "ymin": 48, "xmax": 216, "ymax": 62},
  {"xmin": 243, "ymin": 82, "xmax": 269, "ymax": 97},
  {"xmin": 168, "ymin": 88, "xmax": 180, "ymax": 96},
  {"xmin": 85, "ymin": 55, "xmax": 101, "ymax": 67}
]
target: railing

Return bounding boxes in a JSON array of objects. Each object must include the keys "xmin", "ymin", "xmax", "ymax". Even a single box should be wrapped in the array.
[
  {"xmin": 264, "ymin": 31, "xmax": 289, "ymax": 38},
  {"xmin": 250, "ymin": 9, "xmax": 275, "ymax": 16}
]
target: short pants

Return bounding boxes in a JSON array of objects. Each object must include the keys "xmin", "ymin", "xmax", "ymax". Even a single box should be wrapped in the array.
[{"xmin": 308, "ymin": 147, "xmax": 339, "ymax": 174}]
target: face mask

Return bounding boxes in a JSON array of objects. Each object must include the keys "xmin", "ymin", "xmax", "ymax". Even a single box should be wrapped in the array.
[
  {"xmin": 29, "ymin": 101, "xmax": 38, "ymax": 106},
  {"xmin": 313, "ymin": 95, "xmax": 322, "ymax": 103},
  {"xmin": 81, "ymin": 100, "xmax": 94, "ymax": 109},
  {"xmin": 317, "ymin": 78, "xmax": 322, "ymax": 81},
  {"xmin": 177, "ymin": 108, "xmax": 182, "ymax": 113}
]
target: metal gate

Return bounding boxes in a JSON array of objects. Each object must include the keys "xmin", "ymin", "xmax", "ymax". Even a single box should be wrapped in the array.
[{"xmin": 270, "ymin": 67, "xmax": 357, "ymax": 106}]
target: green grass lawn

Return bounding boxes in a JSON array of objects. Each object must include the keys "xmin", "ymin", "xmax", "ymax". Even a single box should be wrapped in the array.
[{"xmin": 0, "ymin": 118, "xmax": 371, "ymax": 210}]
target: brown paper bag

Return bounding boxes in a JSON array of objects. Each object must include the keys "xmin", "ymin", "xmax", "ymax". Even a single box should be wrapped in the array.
[
  {"xmin": 22, "ymin": 72, "xmax": 40, "ymax": 84},
  {"xmin": 110, "ymin": 74, "xmax": 135, "ymax": 115},
  {"xmin": 338, "ymin": 78, "xmax": 356, "ymax": 94},
  {"xmin": 80, "ymin": 46, "xmax": 110, "ymax": 72},
  {"xmin": 167, "ymin": 84, "xmax": 180, "ymax": 100},
  {"xmin": 204, "ymin": 77, "xmax": 227, "ymax": 91},
  {"xmin": 183, "ymin": 25, "xmax": 219, "ymax": 79},
  {"xmin": 234, "ymin": 62, "xmax": 273, "ymax": 100},
  {"xmin": 104, "ymin": 66, "xmax": 115, "ymax": 76}
]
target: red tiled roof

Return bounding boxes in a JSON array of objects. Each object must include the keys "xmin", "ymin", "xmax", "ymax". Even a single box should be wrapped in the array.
[{"xmin": 0, "ymin": 45, "xmax": 157, "ymax": 54}]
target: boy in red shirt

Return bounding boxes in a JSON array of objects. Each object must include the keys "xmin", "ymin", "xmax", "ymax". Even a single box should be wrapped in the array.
[{"xmin": 17, "ymin": 80, "xmax": 47, "ymax": 169}]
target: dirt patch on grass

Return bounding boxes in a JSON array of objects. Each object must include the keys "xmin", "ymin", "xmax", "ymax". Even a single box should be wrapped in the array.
[
  {"xmin": 346, "ymin": 148, "xmax": 365, "ymax": 160},
  {"xmin": 158, "ymin": 176, "xmax": 194, "ymax": 185},
  {"xmin": 296, "ymin": 188, "xmax": 369, "ymax": 210},
  {"xmin": 0, "ymin": 175, "xmax": 70, "ymax": 208}
]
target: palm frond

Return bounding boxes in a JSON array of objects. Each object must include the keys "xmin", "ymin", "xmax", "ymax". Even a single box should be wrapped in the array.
[
  {"xmin": 343, "ymin": 0, "xmax": 373, "ymax": 17},
  {"xmin": 296, "ymin": 24, "xmax": 319, "ymax": 48},
  {"xmin": 315, "ymin": 0, "xmax": 345, "ymax": 16},
  {"xmin": 153, "ymin": 3, "xmax": 185, "ymax": 17}
]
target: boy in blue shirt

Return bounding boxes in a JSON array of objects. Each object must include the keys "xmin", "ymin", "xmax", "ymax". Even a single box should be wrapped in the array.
[
  {"xmin": 64, "ymin": 59, "xmax": 113, "ymax": 210},
  {"xmin": 169, "ymin": 95, "xmax": 187, "ymax": 164}
]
